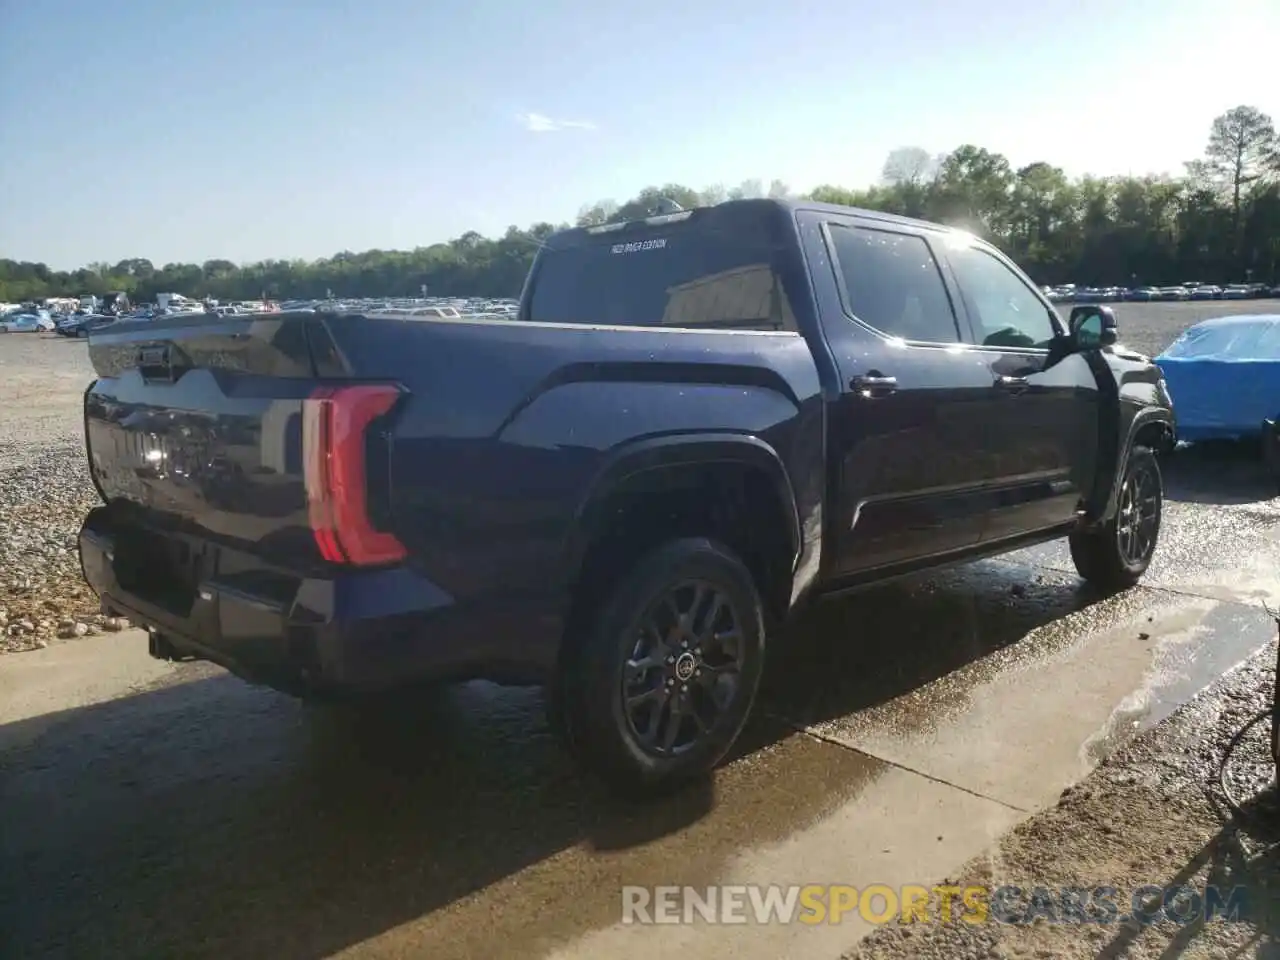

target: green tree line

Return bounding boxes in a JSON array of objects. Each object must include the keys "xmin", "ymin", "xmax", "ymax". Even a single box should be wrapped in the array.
[{"xmin": 3, "ymin": 105, "xmax": 1278, "ymax": 305}]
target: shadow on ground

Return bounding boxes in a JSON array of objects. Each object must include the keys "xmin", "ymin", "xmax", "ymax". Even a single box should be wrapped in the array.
[
  {"xmin": 1095, "ymin": 784, "xmax": 1279, "ymax": 960},
  {"xmin": 1163, "ymin": 440, "xmax": 1279, "ymax": 507}
]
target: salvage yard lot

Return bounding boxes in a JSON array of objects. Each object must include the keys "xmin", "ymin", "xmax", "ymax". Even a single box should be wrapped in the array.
[
  {"xmin": 1061, "ymin": 298, "xmax": 1279, "ymax": 358},
  {"xmin": 1, "ymin": 301, "xmax": 1278, "ymax": 960}
]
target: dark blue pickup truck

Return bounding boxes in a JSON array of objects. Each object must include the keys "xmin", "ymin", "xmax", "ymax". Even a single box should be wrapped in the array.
[{"xmin": 78, "ymin": 199, "xmax": 1175, "ymax": 791}]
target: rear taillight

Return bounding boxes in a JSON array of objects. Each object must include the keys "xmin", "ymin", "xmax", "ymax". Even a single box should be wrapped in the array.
[{"xmin": 302, "ymin": 383, "xmax": 406, "ymax": 566}]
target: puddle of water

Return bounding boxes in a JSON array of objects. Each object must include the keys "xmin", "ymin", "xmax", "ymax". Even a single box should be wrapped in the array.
[
  {"xmin": 1092, "ymin": 600, "xmax": 1280, "ymax": 743},
  {"xmin": 798, "ymin": 591, "xmax": 1277, "ymax": 812},
  {"xmin": 1169, "ymin": 524, "xmax": 1280, "ymax": 609},
  {"xmin": 1010, "ymin": 499, "xmax": 1280, "ymax": 604}
]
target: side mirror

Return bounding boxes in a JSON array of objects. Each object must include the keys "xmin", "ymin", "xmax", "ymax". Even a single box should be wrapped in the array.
[{"xmin": 1069, "ymin": 304, "xmax": 1118, "ymax": 349}]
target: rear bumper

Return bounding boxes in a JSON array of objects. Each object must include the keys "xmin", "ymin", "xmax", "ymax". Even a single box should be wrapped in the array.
[{"xmin": 79, "ymin": 507, "xmax": 563, "ymax": 695}]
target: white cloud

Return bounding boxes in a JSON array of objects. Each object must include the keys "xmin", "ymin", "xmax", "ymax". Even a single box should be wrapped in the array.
[{"xmin": 517, "ymin": 112, "xmax": 597, "ymax": 133}]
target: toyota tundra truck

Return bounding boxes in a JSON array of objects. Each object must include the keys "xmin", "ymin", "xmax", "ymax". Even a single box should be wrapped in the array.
[{"xmin": 78, "ymin": 198, "xmax": 1175, "ymax": 791}]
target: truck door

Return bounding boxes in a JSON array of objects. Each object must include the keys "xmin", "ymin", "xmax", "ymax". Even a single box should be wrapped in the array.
[
  {"xmin": 939, "ymin": 235, "xmax": 1100, "ymax": 543},
  {"xmin": 805, "ymin": 215, "xmax": 997, "ymax": 578}
]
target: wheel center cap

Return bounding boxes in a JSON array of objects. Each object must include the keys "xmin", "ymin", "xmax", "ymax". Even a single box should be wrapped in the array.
[{"xmin": 674, "ymin": 652, "xmax": 698, "ymax": 682}]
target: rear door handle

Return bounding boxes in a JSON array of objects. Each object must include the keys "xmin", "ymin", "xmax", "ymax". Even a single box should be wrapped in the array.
[
  {"xmin": 994, "ymin": 375, "xmax": 1030, "ymax": 393},
  {"xmin": 851, "ymin": 374, "xmax": 898, "ymax": 398}
]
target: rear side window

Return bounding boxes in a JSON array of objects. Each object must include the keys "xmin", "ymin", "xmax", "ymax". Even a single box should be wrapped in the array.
[
  {"xmin": 526, "ymin": 210, "xmax": 797, "ymax": 331},
  {"xmin": 827, "ymin": 225, "xmax": 961, "ymax": 343}
]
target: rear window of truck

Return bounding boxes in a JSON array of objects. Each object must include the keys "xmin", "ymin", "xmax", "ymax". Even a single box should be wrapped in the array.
[{"xmin": 524, "ymin": 208, "xmax": 798, "ymax": 331}]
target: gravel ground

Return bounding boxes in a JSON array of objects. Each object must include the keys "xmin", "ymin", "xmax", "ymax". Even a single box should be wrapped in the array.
[
  {"xmin": 0, "ymin": 335, "xmax": 126, "ymax": 652},
  {"xmin": 0, "ymin": 299, "xmax": 1273, "ymax": 655},
  {"xmin": 844, "ymin": 634, "xmax": 1279, "ymax": 960}
]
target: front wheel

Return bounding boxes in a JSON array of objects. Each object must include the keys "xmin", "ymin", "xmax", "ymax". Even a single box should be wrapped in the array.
[
  {"xmin": 1070, "ymin": 446, "xmax": 1163, "ymax": 591},
  {"xmin": 555, "ymin": 538, "xmax": 767, "ymax": 795}
]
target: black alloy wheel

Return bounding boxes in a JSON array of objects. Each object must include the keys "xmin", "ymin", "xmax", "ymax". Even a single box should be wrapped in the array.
[
  {"xmin": 621, "ymin": 579, "xmax": 746, "ymax": 758},
  {"xmin": 1115, "ymin": 453, "xmax": 1161, "ymax": 568},
  {"xmin": 1069, "ymin": 445, "xmax": 1163, "ymax": 591},
  {"xmin": 555, "ymin": 537, "xmax": 767, "ymax": 793}
]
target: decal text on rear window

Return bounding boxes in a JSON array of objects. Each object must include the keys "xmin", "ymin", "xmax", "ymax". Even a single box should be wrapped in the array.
[{"xmin": 611, "ymin": 239, "xmax": 668, "ymax": 254}]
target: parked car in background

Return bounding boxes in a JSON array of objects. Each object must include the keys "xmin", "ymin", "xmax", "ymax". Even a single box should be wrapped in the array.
[
  {"xmin": 0, "ymin": 313, "xmax": 55, "ymax": 333},
  {"xmin": 56, "ymin": 314, "xmax": 119, "ymax": 338},
  {"xmin": 1190, "ymin": 285, "xmax": 1223, "ymax": 300},
  {"xmin": 1155, "ymin": 314, "xmax": 1280, "ymax": 443},
  {"xmin": 1221, "ymin": 284, "xmax": 1252, "ymax": 300},
  {"xmin": 1157, "ymin": 286, "xmax": 1190, "ymax": 301},
  {"xmin": 1127, "ymin": 287, "xmax": 1161, "ymax": 301}
]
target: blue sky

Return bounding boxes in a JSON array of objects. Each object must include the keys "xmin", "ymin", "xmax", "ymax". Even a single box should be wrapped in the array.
[{"xmin": 1, "ymin": 0, "xmax": 1276, "ymax": 268}]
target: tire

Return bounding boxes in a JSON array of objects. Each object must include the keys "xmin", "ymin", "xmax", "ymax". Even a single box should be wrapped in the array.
[
  {"xmin": 1070, "ymin": 446, "xmax": 1162, "ymax": 591},
  {"xmin": 555, "ymin": 537, "xmax": 766, "ymax": 795}
]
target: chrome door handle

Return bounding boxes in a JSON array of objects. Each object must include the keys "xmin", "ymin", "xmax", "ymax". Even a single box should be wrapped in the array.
[
  {"xmin": 851, "ymin": 374, "xmax": 898, "ymax": 398},
  {"xmin": 994, "ymin": 375, "xmax": 1030, "ymax": 393}
]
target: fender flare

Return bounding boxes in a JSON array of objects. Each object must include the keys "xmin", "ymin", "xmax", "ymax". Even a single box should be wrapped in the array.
[
  {"xmin": 562, "ymin": 433, "xmax": 802, "ymax": 587},
  {"xmin": 1100, "ymin": 409, "xmax": 1175, "ymax": 520}
]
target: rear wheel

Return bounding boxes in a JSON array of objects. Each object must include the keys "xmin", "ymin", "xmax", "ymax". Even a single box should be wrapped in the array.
[
  {"xmin": 1070, "ymin": 446, "xmax": 1162, "ymax": 591},
  {"xmin": 555, "ymin": 538, "xmax": 766, "ymax": 794}
]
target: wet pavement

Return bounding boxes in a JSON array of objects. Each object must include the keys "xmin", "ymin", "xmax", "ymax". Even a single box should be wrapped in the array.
[
  {"xmin": 2, "ymin": 443, "xmax": 1278, "ymax": 960},
  {"xmin": 847, "ymin": 634, "xmax": 1280, "ymax": 960}
]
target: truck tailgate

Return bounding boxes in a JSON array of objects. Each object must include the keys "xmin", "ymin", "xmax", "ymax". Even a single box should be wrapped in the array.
[{"xmin": 84, "ymin": 314, "xmax": 327, "ymax": 562}]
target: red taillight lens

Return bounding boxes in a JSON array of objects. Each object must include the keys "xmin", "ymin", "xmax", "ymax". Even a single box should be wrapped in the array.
[{"xmin": 302, "ymin": 383, "xmax": 407, "ymax": 566}]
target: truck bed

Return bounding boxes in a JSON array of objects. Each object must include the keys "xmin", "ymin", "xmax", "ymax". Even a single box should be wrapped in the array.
[{"xmin": 79, "ymin": 308, "xmax": 820, "ymax": 692}]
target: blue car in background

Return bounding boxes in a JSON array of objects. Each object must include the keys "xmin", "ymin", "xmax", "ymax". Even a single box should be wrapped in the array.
[{"xmin": 1155, "ymin": 314, "xmax": 1280, "ymax": 442}]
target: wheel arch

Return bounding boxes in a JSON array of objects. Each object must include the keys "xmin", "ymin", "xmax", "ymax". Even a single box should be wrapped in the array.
[
  {"xmin": 561, "ymin": 434, "xmax": 802, "ymax": 638},
  {"xmin": 1101, "ymin": 410, "xmax": 1174, "ymax": 521}
]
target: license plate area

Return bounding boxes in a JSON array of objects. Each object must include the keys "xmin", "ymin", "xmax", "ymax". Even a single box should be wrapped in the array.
[{"xmin": 113, "ymin": 527, "xmax": 200, "ymax": 617}]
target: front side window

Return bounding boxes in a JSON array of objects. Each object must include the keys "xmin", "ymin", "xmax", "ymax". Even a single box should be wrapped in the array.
[
  {"xmin": 947, "ymin": 243, "xmax": 1059, "ymax": 350},
  {"xmin": 827, "ymin": 224, "xmax": 961, "ymax": 343}
]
